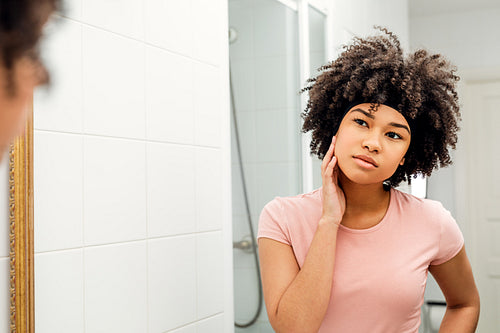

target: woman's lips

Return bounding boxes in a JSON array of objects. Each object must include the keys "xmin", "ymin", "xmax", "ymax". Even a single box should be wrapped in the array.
[{"xmin": 353, "ymin": 155, "xmax": 378, "ymax": 168}]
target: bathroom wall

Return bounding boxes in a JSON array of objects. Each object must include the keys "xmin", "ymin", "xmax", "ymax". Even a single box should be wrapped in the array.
[{"xmin": 30, "ymin": 1, "xmax": 232, "ymax": 332}]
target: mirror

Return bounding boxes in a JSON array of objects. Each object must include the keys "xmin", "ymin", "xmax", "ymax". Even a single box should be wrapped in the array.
[{"xmin": 2, "ymin": 1, "xmax": 499, "ymax": 332}]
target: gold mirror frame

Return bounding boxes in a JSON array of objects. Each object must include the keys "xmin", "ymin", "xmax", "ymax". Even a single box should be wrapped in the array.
[{"xmin": 9, "ymin": 103, "xmax": 34, "ymax": 333}]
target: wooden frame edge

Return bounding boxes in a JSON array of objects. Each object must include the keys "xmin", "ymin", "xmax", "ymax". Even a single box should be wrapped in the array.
[{"xmin": 9, "ymin": 104, "xmax": 34, "ymax": 333}]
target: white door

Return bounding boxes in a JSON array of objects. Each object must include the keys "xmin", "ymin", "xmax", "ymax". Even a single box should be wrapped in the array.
[{"xmin": 462, "ymin": 80, "xmax": 500, "ymax": 332}]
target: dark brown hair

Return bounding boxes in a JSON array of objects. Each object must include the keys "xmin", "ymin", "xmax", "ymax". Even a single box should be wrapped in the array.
[
  {"xmin": 0, "ymin": 0, "xmax": 59, "ymax": 90},
  {"xmin": 301, "ymin": 27, "xmax": 461, "ymax": 187}
]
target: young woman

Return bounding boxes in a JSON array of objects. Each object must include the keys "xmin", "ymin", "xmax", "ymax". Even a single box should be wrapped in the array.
[
  {"xmin": 0, "ymin": 0, "xmax": 58, "ymax": 160},
  {"xmin": 258, "ymin": 29, "xmax": 480, "ymax": 333}
]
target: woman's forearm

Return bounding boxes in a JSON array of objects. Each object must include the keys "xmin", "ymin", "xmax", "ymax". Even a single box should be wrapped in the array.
[
  {"xmin": 273, "ymin": 219, "xmax": 339, "ymax": 333},
  {"xmin": 438, "ymin": 304, "xmax": 480, "ymax": 333}
]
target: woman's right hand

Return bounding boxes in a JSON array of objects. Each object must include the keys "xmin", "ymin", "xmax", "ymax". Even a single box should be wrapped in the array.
[{"xmin": 320, "ymin": 136, "xmax": 346, "ymax": 225}]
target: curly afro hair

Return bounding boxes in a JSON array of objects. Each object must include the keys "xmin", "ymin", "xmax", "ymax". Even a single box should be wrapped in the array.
[
  {"xmin": 0, "ymin": 0, "xmax": 59, "ymax": 92},
  {"xmin": 301, "ymin": 27, "xmax": 461, "ymax": 188}
]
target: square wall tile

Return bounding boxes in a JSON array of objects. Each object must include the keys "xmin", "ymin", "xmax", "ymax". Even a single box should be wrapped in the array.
[
  {"xmin": 82, "ymin": 27, "xmax": 145, "ymax": 139},
  {"xmin": 35, "ymin": 250, "xmax": 84, "ymax": 333},
  {"xmin": 82, "ymin": 0, "xmax": 144, "ymax": 40},
  {"xmin": 197, "ymin": 314, "xmax": 225, "ymax": 333},
  {"xmin": 85, "ymin": 241, "xmax": 147, "ymax": 333},
  {"xmin": 194, "ymin": 63, "xmax": 222, "ymax": 147},
  {"xmin": 145, "ymin": 0, "xmax": 193, "ymax": 57},
  {"xmin": 147, "ymin": 142, "xmax": 196, "ymax": 237},
  {"xmin": 0, "ymin": 258, "xmax": 9, "ymax": 333},
  {"xmin": 192, "ymin": 0, "xmax": 225, "ymax": 66},
  {"xmin": 195, "ymin": 148, "xmax": 222, "ymax": 232},
  {"xmin": 197, "ymin": 232, "xmax": 224, "ymax": 319},
  {"xmin": 35, "ymin": 18, "xmax": 82, "ymax": 133},
  {"xmin": 145, "ymin": 46, "xmax": 194, "ymax": 144},
  {"xmin": 0, "ymin": 158, "xmax": 9, "ymax": 257},
  {"xmin": 148, "ymin": 236, "xmax": 196, "ymax": 332},
  {"xmin": 83, "ymin": 137, "xmax": 146, "ymax": 246},
  {"xmin": 34, "ymin": 131, "xmax": 83, "ymax": 252}
]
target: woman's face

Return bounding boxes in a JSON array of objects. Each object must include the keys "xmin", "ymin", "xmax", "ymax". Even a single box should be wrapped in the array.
[
  {"xmin": 0, "ymin": 58, "xmax": 41, "ymax": 161},
  {"xmin": 334, "ymin": 103, "xmax": 411, "ymax": 186}
]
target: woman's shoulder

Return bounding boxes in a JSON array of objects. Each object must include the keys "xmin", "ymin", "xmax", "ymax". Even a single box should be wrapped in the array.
[
  {"xmin": 258, "ymin": 188, "xmax": 323, "ymax": 244},
  {"xmin": 263, "ymin": 188, "xmax": 323, "ymax": 212},
  {"xmin": 391, "ymin": 188, "xmax": 453, "ymax": 222},
  {"xmin": 393, "ymin": 188, "xmax": 444, "ymax": 208}
]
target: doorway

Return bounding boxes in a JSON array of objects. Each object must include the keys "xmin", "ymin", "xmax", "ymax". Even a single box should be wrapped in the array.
[{"xmin": 459, "ymin": 79, "xmax": 500, "ymax": 332}]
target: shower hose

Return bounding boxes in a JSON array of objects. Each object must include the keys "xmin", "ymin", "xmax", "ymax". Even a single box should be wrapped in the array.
[{"xmin": 230, "ymin": 64, "xmax": 264, "ymax": 328}]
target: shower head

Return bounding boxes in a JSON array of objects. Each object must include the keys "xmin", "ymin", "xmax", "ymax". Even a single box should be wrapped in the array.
[{"xmin": 228, "ymin": 26, "xmax": 238, "ymax": 44}]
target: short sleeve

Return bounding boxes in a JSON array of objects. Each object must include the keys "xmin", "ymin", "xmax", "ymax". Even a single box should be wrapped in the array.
[
  {"xmin": 257, "ymin": 198, "xmax": 291, "ymax": 245},
  {"xmin": 430, "ymin": 205, "xmax": 465, "ymax": 265}
]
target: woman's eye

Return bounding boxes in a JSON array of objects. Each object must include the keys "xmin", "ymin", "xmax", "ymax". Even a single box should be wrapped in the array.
[
  {"xmin": 354, "ymin": 118, "xmax": 367, "ymax": 127},
  {"xmin": 387, "ymin": 132, "xmax": 402, "ymax": 139}
]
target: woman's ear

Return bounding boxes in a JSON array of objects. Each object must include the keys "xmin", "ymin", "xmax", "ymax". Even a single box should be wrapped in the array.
[{"xmin": 399, "ymin": 157, "xmax": 405, "ymax": 166}]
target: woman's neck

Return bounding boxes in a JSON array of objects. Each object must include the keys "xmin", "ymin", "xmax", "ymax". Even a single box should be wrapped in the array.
[{"xmin": 338, "ymin": 171, "xmax": 391, "ymax": 229}]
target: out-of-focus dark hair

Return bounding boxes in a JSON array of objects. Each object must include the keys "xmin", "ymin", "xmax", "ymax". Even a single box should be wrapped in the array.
[
  {"xmin": 0, "ymin": 0, "xmax": 59, "ymax": 90},
  {"xmin": 301, "ymin": 27, "xmax": 461, "ymax": 187}
]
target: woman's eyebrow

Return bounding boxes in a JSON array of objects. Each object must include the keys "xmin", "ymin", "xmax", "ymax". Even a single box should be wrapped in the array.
[
  {"xmin": 350, "ymin": 108, "xmax": 375, "ymax": 119},
  {"xmin": 350, "ymin": 108, "xmax": 410, "ymax": 134},
  {"xmin": 389, "ymin": 122, "xmax": 411, "ymax": 134}
]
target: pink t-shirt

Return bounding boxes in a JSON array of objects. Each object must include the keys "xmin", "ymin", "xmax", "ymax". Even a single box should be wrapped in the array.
[{"xmin": 258, "ymin": 188, "xmax": 464, "ymax": 333}]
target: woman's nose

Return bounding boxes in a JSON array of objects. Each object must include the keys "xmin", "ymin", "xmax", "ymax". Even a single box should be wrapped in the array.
[{"xmin": 362, "ymin": 133, "xmax": 381, "ymax": 152}]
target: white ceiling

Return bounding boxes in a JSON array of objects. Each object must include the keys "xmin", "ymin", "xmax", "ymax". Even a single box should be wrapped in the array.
[{"xmin": 409, "ymin": 0, "xmax": 500, "ymax": 17}]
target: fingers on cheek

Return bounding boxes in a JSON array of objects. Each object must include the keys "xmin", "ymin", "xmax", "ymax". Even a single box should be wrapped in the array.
[{"xmin": 331, "ymin": 156, "xmax": 337, "ymax": 169}]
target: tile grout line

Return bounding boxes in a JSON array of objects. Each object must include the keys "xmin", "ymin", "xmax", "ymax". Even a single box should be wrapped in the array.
[
  {"xmin": 79, "ymin": 12, "xmax": 87, "ymax": 332},
  {"xmin": 162, "ymin": 312, "xmax": 224, "ymax": 333},
  {"xmin": 33, "ymin": 128, "xmax": 223, "ymax": 151},
  {"xmin": 144, "ymin": 38, "xmax": 150, "ymax": 327},
  {"xmin": 33, "ymin": 229, "xmax": 224, "ymax": 255}
]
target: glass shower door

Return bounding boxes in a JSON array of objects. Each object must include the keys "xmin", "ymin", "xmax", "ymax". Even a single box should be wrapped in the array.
[{"xmin": 229, "ymin": 0, "xmax": 302, "ymax": 331}]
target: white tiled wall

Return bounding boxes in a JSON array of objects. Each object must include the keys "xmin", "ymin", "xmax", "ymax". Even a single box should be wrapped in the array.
[{"xmin": 31, "ymin": 1, "xmax": 231, "ymax": 332}]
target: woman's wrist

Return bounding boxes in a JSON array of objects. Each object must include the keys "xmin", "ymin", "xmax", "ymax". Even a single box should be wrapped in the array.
[{"xmin": 319, "ymin": 216, "xmax": 342, "ymax": 228}]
